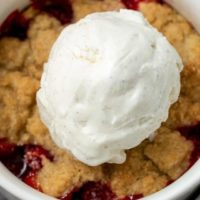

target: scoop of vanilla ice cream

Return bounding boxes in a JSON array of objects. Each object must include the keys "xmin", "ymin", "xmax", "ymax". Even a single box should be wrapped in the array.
[
  {"xmin": 37, "ymin": 9, "xmax": 183, "ymax": 166},
  {"xmin": 165, "ymin": 0, "xmax": 200, "ymax": 34}
]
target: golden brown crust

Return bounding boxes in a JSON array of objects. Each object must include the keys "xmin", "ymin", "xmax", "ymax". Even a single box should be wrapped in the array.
[
  {"xmin": 24, "ymin": 14, "xmax": 63, "ymax": 79},
  {"xmin": 0, "ymin": 1, "xmax": 199, "ymax": 198},
  {"xmin": 73, "ymin": 0, "xmax": 125, "ymax": 21},
  {"xmin": 144, "ymin": 127, "xmax": 193, "ymax": 179},
  {"xmin": 108, "ymin": 142, "xmax": 169, "ymax": 197},
  {"xmin": 0, "ymin": 71, "xmax": 39, "ymax": 142},
  {"xmin": 38, "ymin": 156, "xmax": 104, "ymax": 197},
  {"xmin": 140, "ymin": 2, "xmax": 200, "ymax": 128},
  {"xmin": 0, "ymin": 38, "xmax": 29, "ymax": 70}
]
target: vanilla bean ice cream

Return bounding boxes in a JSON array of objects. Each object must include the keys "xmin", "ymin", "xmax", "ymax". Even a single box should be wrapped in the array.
[{"xmin": 37, "ymin": 9, "xmax": 183, "ymax": 166}]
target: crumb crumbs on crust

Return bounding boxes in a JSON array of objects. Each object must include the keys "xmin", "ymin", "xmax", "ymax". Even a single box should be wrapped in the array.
[{"xmin": 0, "ymin": 38, "xmax": 29, "ymax": 70}]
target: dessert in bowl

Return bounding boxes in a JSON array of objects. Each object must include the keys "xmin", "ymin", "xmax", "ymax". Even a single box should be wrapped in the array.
[{"xmin": 0, "ymin": 0, "xmax": 200, "ymax": 200}]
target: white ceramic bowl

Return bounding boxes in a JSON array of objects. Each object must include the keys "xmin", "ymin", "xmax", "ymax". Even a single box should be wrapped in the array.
[{"xmin": 0, "ymin": 0, "xmax": 200, "ymax": 199}]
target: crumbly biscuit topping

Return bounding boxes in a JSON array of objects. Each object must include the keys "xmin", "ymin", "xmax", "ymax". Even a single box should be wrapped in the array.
[{"xmin": 0, "ymin": 1, "xmax": 199, "ymax": 198}]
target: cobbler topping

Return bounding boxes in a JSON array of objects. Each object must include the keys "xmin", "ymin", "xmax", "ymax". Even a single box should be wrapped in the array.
[
  {"xmin": 22, "ymin": 171, "xmax": 41, "ymax": 191},
  {"xmin": 0, "ymin": 0, "xmax": 73, "ymax": 40},
  {"xmin": 24, "ymin": 145, "xmax": 53, "ymax": 170},
  {"xmin": 1, "ymin": 123, "xmax": 199, "ymax": 200},
  {"xmin": 0, "ymin": 0, "xmax": 165, "ymax": 40},
  {"xmin": 0, "ymin": 139, "xmax": 25, "ymax": 177},
  {"xmin": 61, "ymin": 182, "xmax": 116, "ymax": 200},
  {"xmin": 0, "ymin": 0, "xmax": 200, "ymax": 200},
  {"xmin": 0, "ymin": 138, "xmax": 16, "ymax": 158}
]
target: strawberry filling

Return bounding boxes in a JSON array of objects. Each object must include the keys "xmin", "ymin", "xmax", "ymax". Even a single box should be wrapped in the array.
[{"xmin": 0, "ymin": 10, "xmax": 29, "ymax": 40}]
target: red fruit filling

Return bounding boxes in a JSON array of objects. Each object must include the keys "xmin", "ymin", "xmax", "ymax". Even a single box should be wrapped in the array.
[
  {"xmin": 0, "ymin": 139, "xmax": 26, "ymax": 177},
  {"xmin": 0, "ymin": 0, "xmax": 166, "ymax": 39},
  {"xmin": 58, "ymin": 124, "xmax": 200, "ymax": 200},
  {"xmin": 0, "ymin": 10, "xmax": 29, "ymax": 40},
  {"xmin": 0, "ymin": 0, "xmax": 73, "ymax": 40},
  {"xmin": 60, "ymin": 181, "xmax": 143, "ymax": 200},
  {"xmin": 0, "ymin": 1, "xmax": 199, "ymax": 199},
  {"xmin": 121, "ymin": 0, "xmax": 163, "ymax": 10},
  {"xmin": 0, "ymin": 123, "xmax": 200, "ymax": 200},
  {"xmin": 0, "ymin": 139, "xmax": 53, "ymax": 190},
  {"xmin": 61, "ymin": 181, "xmax": 116, "ymax": 200},
  {"xmin": 31, "ymin": 0, "xmax": 73, "ymax": 24},
  {"xmin": 178, "ymin": 123, "xmax": 200, "ymax": 168}
]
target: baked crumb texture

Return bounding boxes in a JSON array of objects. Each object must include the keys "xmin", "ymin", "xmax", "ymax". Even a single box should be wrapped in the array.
[{"xmin": 0, "ymin": 0, "xmax": 199, "ymax": 198}]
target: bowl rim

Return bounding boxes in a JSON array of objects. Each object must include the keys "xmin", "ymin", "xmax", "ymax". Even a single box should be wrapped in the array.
[
  {"xmin": 0, "ymin": 160, "xmax": 200, "ymax": 200},
  {"xmin": 0, "ymin": 0, "xmax": 200, "ymax": 199}
]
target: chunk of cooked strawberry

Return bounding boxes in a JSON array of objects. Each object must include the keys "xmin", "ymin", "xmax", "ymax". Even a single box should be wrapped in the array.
[
  {"xmin": 21, "ymin": 145, "xmax": 53, "ymax": 190},
  {"xmin": 22, "ymin": 170, "xmax": 42, "ymax": 191},
  {"xmin": 0, "ymin": 10, "xmax": 29, "ymax": 40},
  {"xmin": 178, "ymin": 123, "xmax": 200, "ymax": 168},
  {"xmin": 0, "ymin": 139, "xmax": 53, "ymax": 190},
  {"xmin": 24, "ymin": 145, "xmax": 53, "ymax": 171},
  {"xmin": 122, "ymin": 0, "xmax": 163, "ymax": 10}
]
